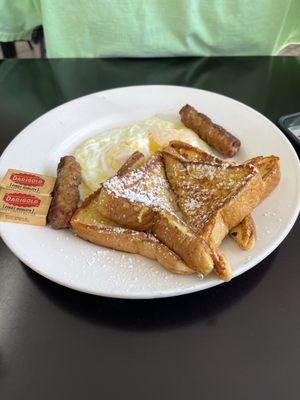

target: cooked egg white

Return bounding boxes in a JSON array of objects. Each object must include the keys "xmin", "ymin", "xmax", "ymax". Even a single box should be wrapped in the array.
[{"xmin": 74, "ymin": 117, "xmax": 211, "ymax": 198}]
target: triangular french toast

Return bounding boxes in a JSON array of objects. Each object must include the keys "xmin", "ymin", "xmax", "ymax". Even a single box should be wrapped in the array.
[
  {"xmin": 97, "ymin": 153, "xmax": 214, "ymax": 276},
  {"xmin": 166, "ymin": 141, "xmax": 280, "ymax": 200},
  {"xmin": 165, "ymin": 141, "xmax": 280, "ymax": 250},
  {"xmin": 163, "ymin": 146, "xmax": 264, "ymax": 280},
  {"xmin": 244, "ymin": 155, "xmax": 280, "ymax": 202},
  {"xmin": 71, "ymin": 152, "xmax": 194, "ymax": 275}
]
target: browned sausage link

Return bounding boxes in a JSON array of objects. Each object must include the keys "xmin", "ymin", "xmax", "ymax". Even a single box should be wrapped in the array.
[
  {"xmin": 48, "ymin": 156, "xmax": 81, "ymax": 229},
  {"xmin": 179, "ymin": 104, "xmax": 241, "ymax": 157}
]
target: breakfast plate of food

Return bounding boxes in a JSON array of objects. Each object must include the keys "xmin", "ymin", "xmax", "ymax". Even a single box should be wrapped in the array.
[{"xmin": 0, "ymin": 85, "xmax": 299, "ymax": 298}]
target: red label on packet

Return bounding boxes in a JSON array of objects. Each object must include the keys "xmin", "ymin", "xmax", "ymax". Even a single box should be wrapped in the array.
[
  {"xmin": 0, "ymin": 188, "xmax": 52, "ymax": 226},
  {"xmin": 3, "ymin": 192, "xmax": 41, "ymax": 208},
  {"xmin": 0, "ymin": 169, "xmax": 56, "ymax": 195},
  {"xmin": 10, "ymin": 173, "xmax": 45, "ymax": 187}
]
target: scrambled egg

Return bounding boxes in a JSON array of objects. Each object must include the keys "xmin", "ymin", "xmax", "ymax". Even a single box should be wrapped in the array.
[{"xmin": 74, "ymin": 117, "xmax": 211, "ymax": 197}]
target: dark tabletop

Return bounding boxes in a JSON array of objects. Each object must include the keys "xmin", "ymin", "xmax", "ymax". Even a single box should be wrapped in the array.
[{"xmin": 0, "ymin": 57, "xmax": 299, "ymax": 400}]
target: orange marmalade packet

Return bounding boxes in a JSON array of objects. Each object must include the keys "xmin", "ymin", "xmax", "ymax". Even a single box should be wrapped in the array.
[
  {"xmin": 0, "ymin": 169, "xmax": 56, "ymax": 195},
  {"xmin": 0, "ymin": 188, "xmax": 52, "ymax": 226}
]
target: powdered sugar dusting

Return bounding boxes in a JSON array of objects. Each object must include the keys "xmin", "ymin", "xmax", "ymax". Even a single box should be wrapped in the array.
[
  {"xmin": 103, "ymin": 154, "xmax": 176, "ymax": 214},
  {"xmin": 170, "ymin": 162, "xmax": 256, "ymax": 231}
]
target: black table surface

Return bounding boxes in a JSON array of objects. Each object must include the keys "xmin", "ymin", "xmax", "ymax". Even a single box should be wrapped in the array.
[{"xmin": 0, "ymin": 57, "xmax": 299, "ymax": 400}]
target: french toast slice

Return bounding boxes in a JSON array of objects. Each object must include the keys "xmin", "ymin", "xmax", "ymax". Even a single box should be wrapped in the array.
[
  {"xmin": 229, "ymin": 155, "xmax": 280, "ymax": 245},
  {"xmin": 244, "ymin": 155, "xmax": 280, "ymax": 202},
  {"xmin": 164, "ymin": 141, "xmax": 256, "ymax": 251},
  {"xmin": 167, "ymin": 141, "xmax": 280, "ymax": 200},
  {"xmin": 71, "ymin": 152, "xmax": 194, "ymax": 275},
  {"xmin": 98, "ymin": 153, "xmax": 214, "ymax": 276},
  {"xmin": 163, "ymin": 147, "xmax": 264, "ymax": 280},
  {"xmin": 166, "ymin": 141, "xmax": 280, "ymax": 250}
]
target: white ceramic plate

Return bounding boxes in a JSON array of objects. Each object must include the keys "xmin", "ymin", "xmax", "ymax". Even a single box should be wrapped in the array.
[{"xmin": 0, "ymin": 85, "xmax": 299, "ymax": 299}]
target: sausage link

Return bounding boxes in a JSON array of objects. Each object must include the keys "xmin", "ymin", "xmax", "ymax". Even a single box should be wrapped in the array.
[
  {"xmin": 48, "ymin": 156, "xmax": 81, "ymax": 229},
  {"xmin": 180, "ymin": 104, "xmax": 241, "ymax": 157}
]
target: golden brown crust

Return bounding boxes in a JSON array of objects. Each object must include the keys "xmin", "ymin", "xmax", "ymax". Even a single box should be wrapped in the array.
[
  {"xmin": 179, "ymin": 105, "xmax": 241, "ymax": 157},
  {"xmin": 207, "ymin": 170, "xmax": 263, "ymax": 246},
  {"xmin": 248, "ymin": 156, "xmax": 280, "ymax": 202},
  {"xmin": 116, "ymin": 151, "xmax": 146, "ymax": 177},
  {"xmin": 98, "ymin": 188, "xmax": 155, "ymax": 231},
  {"xmin": 98, "ymin": 153, "xmax": 176, "ymax": 231},
  {"xmin": 166, "ymin": 140, "xmax": 228, "ymax": 164},
  {"xmin": 72, "ymin": 151, "xmax": 146, "ymax": 220},
  {"xmin": 97, "ymin": 189, "xmax": 214, "ymax": 275},
  {"xmin": 163, "ymin": 149, "xmax": 264, "ymax": 280},
  {"xmin": 71, "ymin": 142, "xmax": 280, "ymax": 281},
  {"xmin": 210, "ymin": 247, "xmax": 232, "ymax": 282},
  {"xmin": 229, "ymin": 214, "xmax": 256, "ymax": 250},
  {"xmin": 153, "ymin": 212, "xmax": 214, "ymax": 276},
  {"xmin": 71, "ymin": 151, "xmax": 195, "ymax": 275},
  {"xmin": 168, "ymin": 142, "xmax": 280, "ymax": 202},
  {"xmin": 71, "ymin": 221, "xmax": 194, "ymax": 275},
  {"xmin": 48, "ymin": 156, "xmax": 81, "ymax": 229},
  {"xmin": 166, "ymin": 141, "xmax": 280, "ymax": 251},
  {"xmin": 162, "ymin": 150, "xmax": 263, "ymax": 242},
  {"xmin": 97, "ymin": 153, "xmax": 214, "ymax": 275}
]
